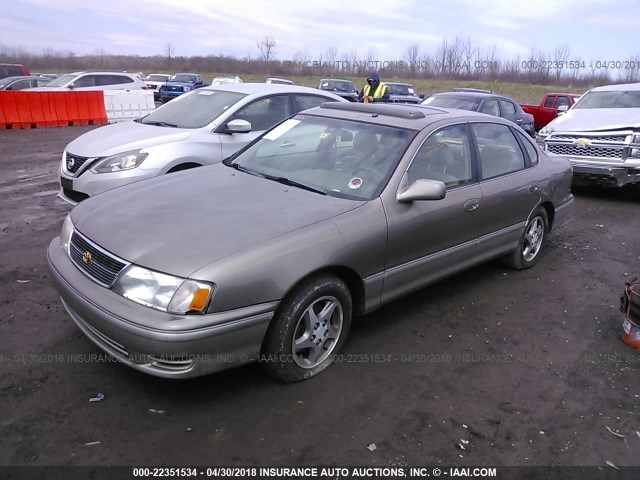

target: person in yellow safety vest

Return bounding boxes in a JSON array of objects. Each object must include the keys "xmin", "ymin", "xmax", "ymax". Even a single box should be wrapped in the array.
[{"xmin": 358, "ymin": 71, "xmax": 390, "ymax": 103}]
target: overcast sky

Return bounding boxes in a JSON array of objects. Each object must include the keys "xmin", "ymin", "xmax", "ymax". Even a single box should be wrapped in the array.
[{"xmin": 3, "ymin": 0, "xmax": 638, "ymax": 65}]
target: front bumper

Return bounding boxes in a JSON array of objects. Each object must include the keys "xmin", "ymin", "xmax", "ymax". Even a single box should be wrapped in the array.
[
  {"xmin": 47, "ymin": 238, "xmax": 275, "ymax": 378},
  {"xmin": 570, "ymin": 162, "xmax": 640, "ymax": 187},
  {"xmin": 159, "ymin": 91, "xmax": 185, "ymax": 101},
  {"xmin": 58, "ymin": 165, "xmax": 165, "ymax": 204}
]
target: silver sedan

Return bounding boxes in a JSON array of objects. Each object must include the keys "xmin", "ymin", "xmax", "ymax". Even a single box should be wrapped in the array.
[
  {"xmin": 57, "ymin": 83, "xmax": 346, "ymax": 203},
  {"xmin": 47, "ymin": 103, "xmax": 574, "ymax": 382}
]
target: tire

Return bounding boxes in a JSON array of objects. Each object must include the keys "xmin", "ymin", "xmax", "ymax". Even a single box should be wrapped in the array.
[
  {"xmin": 502, "ymin": 207, "xmax": 548, "ymax": 270},
  {"xmin": 260, "ymin": 274, "xmax": 352, "ymax": 382}
]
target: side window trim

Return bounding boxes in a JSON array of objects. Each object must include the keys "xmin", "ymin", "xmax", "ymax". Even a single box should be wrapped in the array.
[{"xmin": 512, "ymin": 126, "xmax": 539, "ymax": 167}]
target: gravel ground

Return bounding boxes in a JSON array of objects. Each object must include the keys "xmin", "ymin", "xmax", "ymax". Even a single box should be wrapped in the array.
[{"xmin": 0, "ymin": 126, "xmax": 639, "ymax": 473}]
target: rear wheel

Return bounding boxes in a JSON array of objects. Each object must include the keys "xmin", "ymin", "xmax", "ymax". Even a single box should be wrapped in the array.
[
  {"xmin": 502, "ymin": 207, "xmax": 548, "ymax": 270},
  {"xmin": 260, "ymin": 274, "xmax": 352, "ymax": 382}
]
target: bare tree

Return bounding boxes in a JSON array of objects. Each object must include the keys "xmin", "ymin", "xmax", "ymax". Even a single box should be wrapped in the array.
[
  {"xmin": 164, "ymin": 42, "xmax": 176, "ymax": 60},
  {"xmin": 404, "ymin": 43, "xmax": 419, "ymax": 75},
  {"xmin": 257, "ymin": 36, "xmax": 276, "ymax": 61},
  {"xmin": 553, "ymin": 45, "xmax": 571, "ymax": 80},
  {"xmin": 326, "ymin": 47, "xmax": 338, "ymax": 64}
]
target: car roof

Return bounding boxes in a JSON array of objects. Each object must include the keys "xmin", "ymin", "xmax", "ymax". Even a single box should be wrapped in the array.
[
  {"xmin": 200, "ymin": 82, "xmax": 343, "ymax": 96},
  {"xmin": 0, "ymin": 75, "xmax": 47, "ymax": 82},
  {"xmin": 431, "ymin": 91, "xmax": 515, "ymax": 101},
  {"xmin": 173, "ymin": 73, "xmax": 199, "ymax": 76},
  {"xmin": 301, "ymin": 102, "xmax": 510, "ymax": 130},
  {"xmin": 63, "ymin": 71, "xmax": 141, "ymax": 77},
  {"xmin": 590, "ymin": 82, "xmax": 640, "ymax": 92},
  {"xmin": 320, "ymin": 78, "xmax": 352, "ymax": 82},
  {"xmin": 386, "ymin": 82, "xmax": 415, "ymax": 87}
]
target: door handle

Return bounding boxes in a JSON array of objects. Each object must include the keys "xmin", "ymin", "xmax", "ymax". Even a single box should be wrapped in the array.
[
  {"xmin": 464, "ymin": 199, "xmax": 480, "ymax": 212},
  {"xmin": 529, "ymin": 184, "xmax": 540, "ymax": 192},
  {"xmin": 516, "ymin": 118, "xmax": 523, "ymax": 123}
]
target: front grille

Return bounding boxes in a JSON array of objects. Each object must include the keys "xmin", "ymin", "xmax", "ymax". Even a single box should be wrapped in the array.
[
  {"xmin": 162, "ymin": 85, "xmax": 183, "ymax": 92},
  {"xmin": 392, "ymin": 99, "xmax": 420, "ymax": 104},
  {"xmin": 62, "ymin": 189, "xmax": 89, "ymax": 203},
  {"xmin": 547, "ymin": 144, "xmax": 624, "ymax": 159},
  {"xmin": 551, "ymin": 134, "xmax": 627, "ymax": 142},
  {"xmin": 65, "ymin": 153, "xmax": 90, "ymax": 175},
  {"xmin": 69, "ymin": 231, "xmax": 128, "ymax": 287}
]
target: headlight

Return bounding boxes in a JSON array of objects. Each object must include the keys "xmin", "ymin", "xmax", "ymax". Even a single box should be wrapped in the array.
[
  {"xmin": 60, "ymin": 214, "xmax": 74, "ymax": 255},
  {"xmin": 631, "ymin": 133, "xmax": 640, "ymax": 145},
  {"xmin": 112, "ymin": 265, "xmax": 214, "ymax": 315},
  {"xmin": 91, "ymin": 150, "xmax": 148, "ymax": 173},
  {"xmin": 184, "ymin": 86, "xmax": 191, "ymax": 92}
]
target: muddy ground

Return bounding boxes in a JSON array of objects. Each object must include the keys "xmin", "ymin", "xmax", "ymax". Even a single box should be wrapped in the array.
[{"xmin": 0, "ymin": 126, "xmax": 639, "ymax": 473}]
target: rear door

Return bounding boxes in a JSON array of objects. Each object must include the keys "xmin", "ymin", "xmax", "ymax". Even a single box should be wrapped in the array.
[{"xmin": 470, "ymin": 122, "xmax": 541, "ymax": 262}]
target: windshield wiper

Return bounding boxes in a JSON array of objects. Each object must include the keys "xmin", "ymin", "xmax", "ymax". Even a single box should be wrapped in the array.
[
  {"xmin": 142, "ymin": 120, "xmax": 178, "ymax": 127},
  {"xmin": 262, "ymin": 174, "xmax": 328, "ymax": 195},
  {"xmin": 226, "ymin": 162, "xmax": 266, "ymax": 178}
]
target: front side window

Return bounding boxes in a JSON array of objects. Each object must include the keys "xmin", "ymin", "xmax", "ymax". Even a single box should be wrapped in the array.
[
  {"xmin": 138, "ymin": 89, "xmax": 247, "ymax": 128},
  {"xmin": 73, "ymin": 75, "xmax": 95, "ymax": 88},
  {"xmin": 231, "ymin": 95, "xmax": 290, "ymax": 131},
  {"xmin": 227, "ymin": 115, "xmax": 416, "ymax": 200},
  {"xmin": 407, "ymin": 124, "xmax": 473, "ymax": 187},
  {"xmin": 472, "ymin": 123, "xmax": 526, "ymax": 179},
  {"xmin": 544, "ymin": 95, "xmax": 556, "ymax": 108}
]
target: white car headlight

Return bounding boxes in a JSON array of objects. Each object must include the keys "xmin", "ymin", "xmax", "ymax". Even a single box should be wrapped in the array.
[
  {"xmin": 184, "ymin": 86, "xmax": 192, "ymax": 92},
  {"xmin": 60, "ymin": 214, "xmax": 74, "ymax": 255},
  {"xmin": 91, "ymin": 150, "xmax": 148, "ymax": 173},
  {"xmin": 631, "ymin": 133, "xmax": 640, "ymax": 145},
  {"xmin": 112, "ymin": 265, "xmax": 214, "ymax": 315}
]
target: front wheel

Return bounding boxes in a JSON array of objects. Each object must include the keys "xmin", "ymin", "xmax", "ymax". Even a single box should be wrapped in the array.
[
  {"xmin": 502, "ymin": 207, "xmax": 548, "ymax": 270},
  {"xmin": 260, "ymin": 274, "xmax": 352, "ymax": 382}
]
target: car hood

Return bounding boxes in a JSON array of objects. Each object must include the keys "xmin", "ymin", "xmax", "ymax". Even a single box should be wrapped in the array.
[
  {"xmin": 70, "ymin": 164, "xmax": 365, "ymax": 277},
  {"xmin": 390, "ymin": 94, "xmax": 420, "ymax": 102},
  {"xmin": 65, "ymin": 121, "xmax": 192, "ymax": 157},
  {"xmin": 546, "ymin": 108, "xmax": 640, "ymax": 132},
  {"xmin": 163, "ymin": 81, "xmax": 193, "ymax": 87}
]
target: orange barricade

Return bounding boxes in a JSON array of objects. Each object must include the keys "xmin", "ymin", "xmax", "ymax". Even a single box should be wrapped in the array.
[
  {"xmin": 0, "ymin": 90, "xmax": 109, "ymax": 129},
  {"xmin": 0, "ymin": 92, "xmax": 29, "ymax": 129}
]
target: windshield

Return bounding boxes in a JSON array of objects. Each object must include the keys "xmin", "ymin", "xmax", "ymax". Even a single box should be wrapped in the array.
[
  {"xmin": 139, "ymin": 89, "xmax": 247, "ymax": 128},
  {"xmin": 170, "ymin": 74, "xmax": 196, "ymax": 83},
  {"xmin": 387, "ymin": 84, "xmax": 417, "ymax": 96},
  {"xmin": 0, "ymin": 77, "xmax": 18, "ymax": 88},
  {"xmin": 422, "ymin": 95, "xmax": 481, "ymax": 111},
  {"xmin": 573, "ymin": 90, "xmax": 640, "ymax": 109},
  {"xmin": 43, "ymin": 73, "xmax": 77, "ymax": 87},
  {"xmin": 320, "ymin": 80, "xmax": 355, "ymax": 92},
  {"xmin": 147, "ymin": 75, "xmax": 168, "ymax": 82},
  {"xmin": 226, "ymin": 115, "xmax": 416, "ymax": 200}
]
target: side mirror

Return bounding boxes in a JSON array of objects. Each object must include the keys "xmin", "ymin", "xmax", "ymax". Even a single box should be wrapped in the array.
[
  {"xmin": 68, "ymin": 83, "xmax": 75, "ymax": 90},
  {"xmin": 419, "ymin": 93, "xmax": 425, "ymax": 99},
  {"xmin": 556, "ymin": 105, "xmax": 569, "ymax": 114},
  {"xmin": 397, "ymin": 179, "xmax": 446, "ymax": 203},
  {"xmin": 225, "ymin": 119, "xmax": 252, "ymax": 134}
]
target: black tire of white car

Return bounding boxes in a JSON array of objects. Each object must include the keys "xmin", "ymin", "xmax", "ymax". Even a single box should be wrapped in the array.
[
  {"xmin": 502, "ymin": 207, "xmax": 548, "ymax": 270},
  {"xmin": 260, "ymin": 274, "xmax": 352, "ymax": 382}
]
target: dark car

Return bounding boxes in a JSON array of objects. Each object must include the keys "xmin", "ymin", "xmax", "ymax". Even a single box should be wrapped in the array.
[
  {"xmin": 158, "ymin": 73, "xmax": 205, "ymax": 103},
  {"xmin": 0, "ymin": 63, "xmax": 30, "ymax": 79},
  {"xmin": 318, "ymin": 79, "xmax": 359, "ymax": 102},
  {"xmin": 423, "ymin": 91, "xmax": 535, "ymax": 137},
  {"xmin": 386, "ymin": 82, "xmax": 421, "ymax": 104},
  {"xmin": 0, "ymin": 75, "xmax": 52, "ymax": 90}
]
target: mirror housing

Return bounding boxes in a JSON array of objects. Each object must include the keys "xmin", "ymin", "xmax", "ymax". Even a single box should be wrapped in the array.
[
  {"xmin": 225, "ymin": 119, "xmax": 252, "ymax": 134},
  {"xmin": 397, "ymin": 179, "xmax": 446, "ymax": 203},
  {"xmin": 68, "ymin": 83, "xmax": 75, "ymax": 90},
  {"xmin": 556, "ymin": 105, "xmax": 569, "ymax": 115},
  {"xmin": 418, "ymin": 93, "xmax": 426, "ymax": 99}
]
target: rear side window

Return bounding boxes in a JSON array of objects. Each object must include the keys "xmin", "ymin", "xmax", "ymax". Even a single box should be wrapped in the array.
[
  {"xmin": 293, "ymin": 94, "xmax": 334, "ymax": 113},
  {"xmin": 499, "ymin": 100, "xmax": 516, "ymax": 116},
  {"xmin": 95, "ymin": 75, "xmax": 134, "ymax": 86},
  {"xmin": 515, "ymin": 129, "xmax": 539, "ymax": 166},
  {"xmin": 472, "ymin": 123, "xmax": 526, "ymax": 179},
  {"xmin": 479, "ymin": 99, "xmax": 499, "ymax": 116}
]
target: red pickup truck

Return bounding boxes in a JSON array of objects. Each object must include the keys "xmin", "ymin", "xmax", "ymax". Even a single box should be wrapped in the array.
[{"xmin": 520, "ymin": 93, "xmax": 582, "ymax": 131}]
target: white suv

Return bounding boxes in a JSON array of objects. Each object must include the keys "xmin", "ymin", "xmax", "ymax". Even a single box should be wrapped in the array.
[{"xmin": 30, "ymin": 71, "xmax": 148, "ymax": 91}]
